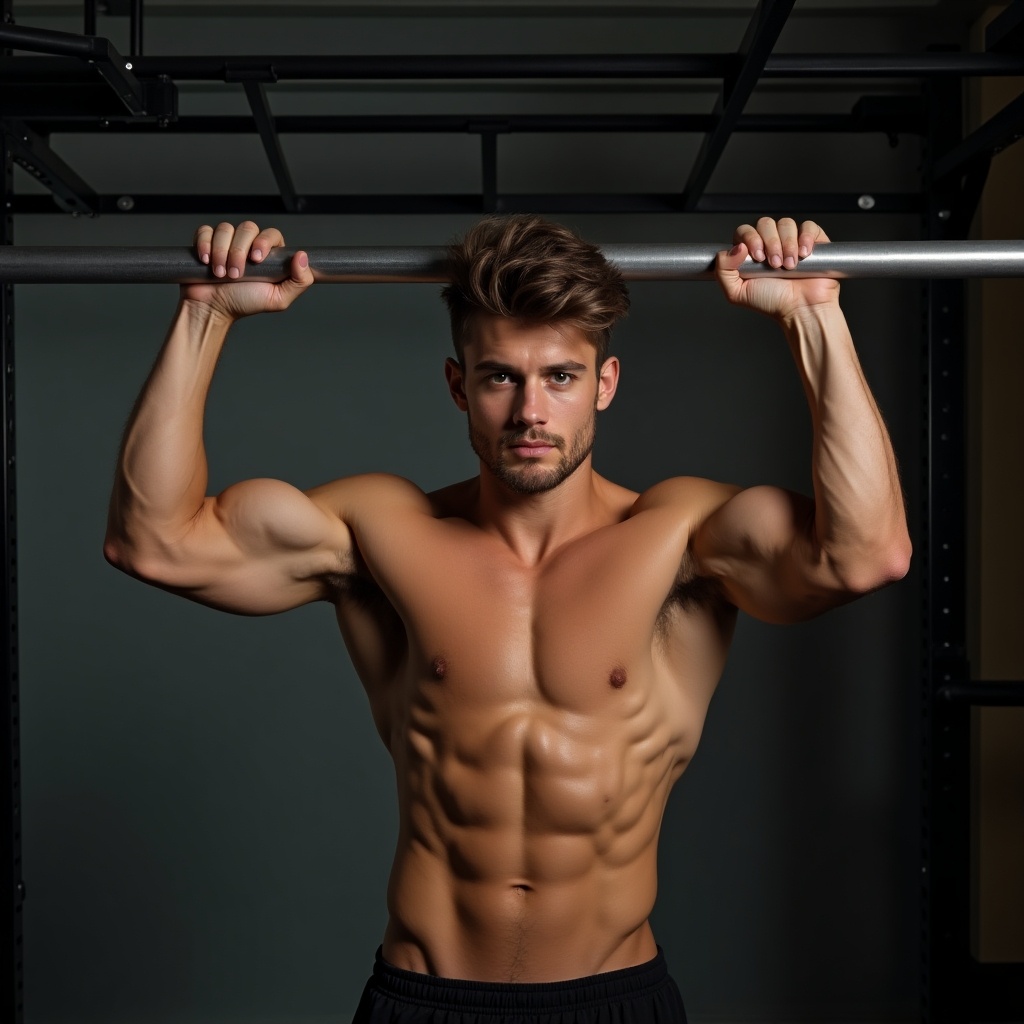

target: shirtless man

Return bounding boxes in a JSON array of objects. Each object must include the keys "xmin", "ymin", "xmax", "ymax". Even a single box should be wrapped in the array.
[{"xmin": 104, "ymin": 215, "xmax": 911, "ymax": 1024}]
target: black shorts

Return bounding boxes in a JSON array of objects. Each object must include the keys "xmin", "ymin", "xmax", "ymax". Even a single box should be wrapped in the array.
[{"xmin": 351, "ymin": 945, "xmax": 688, "ymax": 1023}]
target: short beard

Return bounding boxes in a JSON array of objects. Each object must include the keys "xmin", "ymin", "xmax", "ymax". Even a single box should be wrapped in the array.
[{"xmin": 469, "ymin": 413, "xmax": 596, "ymax": 495}]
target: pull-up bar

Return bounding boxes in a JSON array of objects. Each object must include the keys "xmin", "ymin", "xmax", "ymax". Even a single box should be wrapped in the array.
[{"xmin": 1, "ymin": 240, "xmax": 1023, "ymax": 284}]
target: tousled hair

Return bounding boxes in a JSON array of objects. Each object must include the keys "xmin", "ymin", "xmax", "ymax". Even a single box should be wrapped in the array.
[{"xmin": 441, "ymin": 215, "xmax": 630, "ymax": 367}]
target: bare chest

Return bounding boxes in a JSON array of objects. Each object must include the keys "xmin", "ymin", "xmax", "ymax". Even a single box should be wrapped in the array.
[{"xmin": 392, "ymin": 524, "xmax": 684, "ymax": 708}]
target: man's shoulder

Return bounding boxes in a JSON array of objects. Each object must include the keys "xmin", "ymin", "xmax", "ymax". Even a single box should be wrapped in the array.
[
  {"xmin": 309, "ymin": 472, "xmax": 483, "ymax": 524},
  {"xmin": 630, "ymin": 475, "xmax": 741, "ymax": 520},
  {"xmin": 307, "ymin": 472, "xmax": 434, "ymax": 519}
]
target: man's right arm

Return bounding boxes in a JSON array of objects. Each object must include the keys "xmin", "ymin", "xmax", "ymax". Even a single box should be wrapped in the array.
[{"xmin": 104, "ymin": 222, "xmax": 351, "ymax": 615}]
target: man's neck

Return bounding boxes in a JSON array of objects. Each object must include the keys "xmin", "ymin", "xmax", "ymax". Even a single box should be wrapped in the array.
[{"xmin": 473, "ymin": 460, "xmax": 610, "ymax": 566}]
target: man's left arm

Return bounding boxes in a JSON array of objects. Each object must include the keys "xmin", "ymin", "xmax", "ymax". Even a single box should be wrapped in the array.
[{"xmin": 690, "ymin": 217, "xmax": 912, "ymax": 624}]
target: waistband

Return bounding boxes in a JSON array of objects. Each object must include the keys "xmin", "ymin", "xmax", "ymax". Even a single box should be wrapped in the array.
[{"xmin": 370, "ymin": 945, "xmax": 671, "ymax": 1014}]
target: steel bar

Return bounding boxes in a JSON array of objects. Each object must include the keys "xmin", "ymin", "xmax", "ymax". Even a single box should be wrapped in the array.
[
  {"xmin": 130, "ymin": 0, "xmax": 144, "ymax": 57},
  {"xmin": 1, "ymin": 240, "xmax": 1022, "ymax": 285},
  {"xmin": 17, "ymin": 113, "xmax": 926, "ymax": 135},
  {"xmin": 985, "ymin": 0, "xmax": 1024, "ymax": 53},
  {"xmin": 0, "ymin": 191, "xmax": 926, "ymax": 217},
  {"xmin": 931, "ymin": 89, "xmax": 1024, "ymax": 182},
  {"xmin": 0, "ymin": 6, "xmax": 25, "ymax": 1022},
  {"xmin": 109, "ymin": 52, "xmax": 1024, "ymax": 80},
  {"xmin": 5, "ymin": 52, "xmax": 1023, "ymax": 83},
  {"xmin": 682, "ymin": 0, "xmax": 796, "ymax": 210},
  {"xmin": 242, "ymin": 81, "xmax": 302, "ymax": 214}
]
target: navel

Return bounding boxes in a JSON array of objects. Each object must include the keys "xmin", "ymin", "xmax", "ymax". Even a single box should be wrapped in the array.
[
  {"xmin": 609, "ymin": 666, "xmax": 627, "ymax": 689},
  {"xmin": 431, "ymin": 656, "xmax": 448, "ymax": 681}
]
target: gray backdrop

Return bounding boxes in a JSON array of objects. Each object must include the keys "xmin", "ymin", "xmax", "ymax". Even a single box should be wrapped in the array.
[{"xmin": 12, "ymin": 4, "xmax": 953, "ymax": 1022}]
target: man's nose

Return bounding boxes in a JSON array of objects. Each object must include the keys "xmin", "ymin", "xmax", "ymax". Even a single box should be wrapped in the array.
[{"xmin": 513, "ymin": 380, "xmax": 547, "ymax": 426}]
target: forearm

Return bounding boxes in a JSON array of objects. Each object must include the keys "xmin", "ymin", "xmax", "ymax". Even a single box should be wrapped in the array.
[
  {"xmin": 782, "ymin": 302, "xmax": 911, "ymax": 589},
  {"xmin": 106, "ymin": 298, "xmax": 233, "ymax": 562}
]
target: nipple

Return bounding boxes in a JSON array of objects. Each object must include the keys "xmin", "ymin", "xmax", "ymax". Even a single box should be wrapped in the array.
[
  {"xmin": 431, "ymin": 656, "xmax": 448, "ymax": 681},
  {"xmin": 609, "ymin": 667, "xmax": 627, "ymax": 689}
]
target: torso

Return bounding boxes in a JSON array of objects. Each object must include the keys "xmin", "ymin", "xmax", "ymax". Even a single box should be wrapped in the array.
[{"xmin": 328, "ymin": 474, "xmax": 737, "ymax": 982}]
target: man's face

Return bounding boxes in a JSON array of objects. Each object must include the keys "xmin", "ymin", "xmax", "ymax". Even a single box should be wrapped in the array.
[{"xmin": 445, "ymin": 316, "xmax": 619, "ymax": 495}]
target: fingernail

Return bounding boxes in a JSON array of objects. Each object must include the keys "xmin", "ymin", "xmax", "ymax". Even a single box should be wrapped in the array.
[
  {"xmin": 228, "ymin": 267, "xmax": 240, "ymax": 279},
  {"xmin": 784, "ymin": 256, "xmax": 796, "ymax": 269},
  {"xmin": 729, "ymin": 244, "xmax": 743, "ymax": 257},
  {"xmin": 252, "ymin": 248, "xmax": 262, "ymax": 261},
  {"xmin": 299, "ymin": 252, "xmax": 309, "ymax": 268},
  {"xmin": 201, "ymin": 253, "xmax": 210, "ymax": 264},
  {"xmin": 214, "ymin": 264, "xmax": 225, "ymax": 277},
  {"xmin": 754, "ymin": 248, "xmax": 765, "ymax": 262},
  {"xmin": 770, "ymin": 254, "xmax": 782, "ymax": 268},
  {"xmin": 799, "ymin": 245, "xmax": 809, "ymax": 258}
]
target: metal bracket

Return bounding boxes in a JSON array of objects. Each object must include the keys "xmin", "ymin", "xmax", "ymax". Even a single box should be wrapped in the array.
[
  {"xmin": 0, "ymin": 24, "xmax": 145, "ymax": 115},
  {"xmin": 1, "ymin": 120, "xmax": 98, "ymax": 215}
]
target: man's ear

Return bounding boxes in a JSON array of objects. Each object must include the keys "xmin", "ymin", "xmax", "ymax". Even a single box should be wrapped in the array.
[
  {"xmin": 596, "ymin": 356, "xmax": 620, "ymax": 411},
  {"xmin": 445, "ymin": 357, "xmax": 469, "ymax": 412}
]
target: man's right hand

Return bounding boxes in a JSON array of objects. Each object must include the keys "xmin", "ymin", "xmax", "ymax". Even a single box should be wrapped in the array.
[{"xmin": 182, "ymin": 220, "xmax": 314, "ymax": 321}]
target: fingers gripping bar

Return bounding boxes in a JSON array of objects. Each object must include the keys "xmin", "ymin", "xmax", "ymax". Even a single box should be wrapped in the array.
[{"xmin": 1, "ymin": 240, "xmax": 1023, "ymax": 284}]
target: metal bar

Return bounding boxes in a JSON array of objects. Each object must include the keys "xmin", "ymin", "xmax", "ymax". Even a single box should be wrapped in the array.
[
  {"xmin": 17, "ymin": 112, "xmax": 927, "ymax": 135},
  {"xmin": 242, "ymin": 81, "xmax": 301, "ymax": 214},
  {"xmin": 84, "ymin": 0, "xmax": 97, "ymax": 37},
  {"xmin": 4, "ymin": 191, "xmax": 924, "ymax": 217},
  {"xmin": 130, "ymin": 0, "xmax": 143, "ymax": 57},
  {"xmin": 0, "ymin": 6, "xmax": 24, "ymax": 1023},
  {"xmin": 682, "ymin": 0, "xmax": 796, "ymax": 211},
  {"xmin": 931, "ymin": 90, "xmax": 1024, "ymax": 183},
  {"xmin": 1, "ymin": 240, "xmax": 1022, "ymax": 285},
  {"xmin": 0, "ymin": 22, "xmax": 100, "ymax": 58},
  {"xmin": 921, "ymin": 69, "xmax": 971, "ymax": 1024},
  {"xmin": 937, "ymin": 682, "xmax": 1024, "ymax": 707},
  {"xmin": 0, "ymin": 27, "xmax": 145, "ymax": 114},
  {"xmin": 5, "ymin": 52, "xmax": 1020, "ymax": 83},
  {"xmin": 985, "ymin": 0, "xmax": 1024, "ymax": 54}
]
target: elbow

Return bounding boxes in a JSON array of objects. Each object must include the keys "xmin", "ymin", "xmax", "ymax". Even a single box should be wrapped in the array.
[
  {"xmin": 103, "ymin": 534, "xmax": 172, "ymax": 585},
  {"xmin": 833, "ymin": 534, "xmax": 912, "ymax": 595}
]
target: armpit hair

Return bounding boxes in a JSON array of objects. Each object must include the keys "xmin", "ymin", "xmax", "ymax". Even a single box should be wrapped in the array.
[
  {"xmin": 321, "ymin": 545, "xmax": 391, "ymax": 611},
  {"xmin": 659, "ymin": 547, "xmax": 725, "ymax": 619},
  {"xmin": 324, "ymin": 568, "xmax": 391, "ymax": 610}
]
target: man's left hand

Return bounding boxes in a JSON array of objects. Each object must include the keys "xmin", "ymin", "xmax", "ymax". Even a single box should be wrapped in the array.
[{"xmin": 715, "ymin": 217, "xmax": 840, "ymax": 323}]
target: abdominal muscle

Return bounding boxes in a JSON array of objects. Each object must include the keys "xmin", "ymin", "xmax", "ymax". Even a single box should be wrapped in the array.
[{"xmin": 379, "ymin": 664, "xmax": 689, "ymax": 982}]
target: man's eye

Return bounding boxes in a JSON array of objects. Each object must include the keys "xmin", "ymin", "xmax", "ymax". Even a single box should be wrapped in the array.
[
  {"xmin": 551, "ymin": 372, "xmax": 573, "ymax": 385},
  {"xmin": 488, "ymin": 372, "xmax": 511, "ymax": 384}
]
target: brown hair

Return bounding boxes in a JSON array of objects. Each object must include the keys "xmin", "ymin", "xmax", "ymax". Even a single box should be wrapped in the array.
[{"xmin": 441, "ymin": 215, "xmax": 630, "ymax": 367}]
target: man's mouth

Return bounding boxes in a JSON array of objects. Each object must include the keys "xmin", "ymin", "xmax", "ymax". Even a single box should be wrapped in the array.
[
  {"xmin": 504, "ymin": 436, "xmax": 558, "ymax": 458},
  {"xmin": 509, "ymin": 442, "xmax": 554, "ymax": 457}
]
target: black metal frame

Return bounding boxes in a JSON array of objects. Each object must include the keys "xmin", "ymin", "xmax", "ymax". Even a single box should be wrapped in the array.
[
  {"xmin": 2, "ymin": 2, "xmax": 1024, "ymax": 1023},
  {"xmin": 1, "ymin": 0, "xmax": 22, "ymax": 1021}
]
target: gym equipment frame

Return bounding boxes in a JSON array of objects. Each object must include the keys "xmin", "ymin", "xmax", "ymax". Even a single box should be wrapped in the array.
[{"xmin": 2, "ymin": 2, "xmax": 1024, "ymax": 1023}]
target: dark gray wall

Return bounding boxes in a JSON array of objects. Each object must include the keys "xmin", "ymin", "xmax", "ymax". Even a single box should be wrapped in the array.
[{"xmin": 12, "ymin": 5, "xmax": 960, "ymax": 1022}]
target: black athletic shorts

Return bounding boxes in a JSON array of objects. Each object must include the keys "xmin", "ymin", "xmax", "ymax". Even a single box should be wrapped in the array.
[{"xmin": 351, "ymin": 945, "xmax": 688, "ymax": 1023}]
